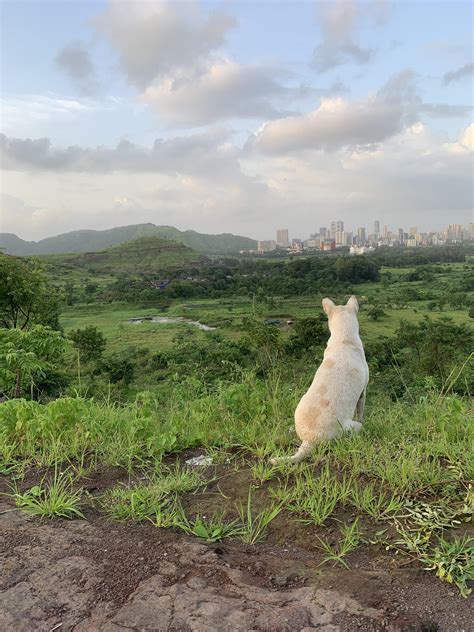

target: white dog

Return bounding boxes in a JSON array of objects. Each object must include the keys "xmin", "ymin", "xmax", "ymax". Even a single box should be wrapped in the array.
[{"xmin": 272, "ymin": 295, "xmax": 369, "ymax": 464}]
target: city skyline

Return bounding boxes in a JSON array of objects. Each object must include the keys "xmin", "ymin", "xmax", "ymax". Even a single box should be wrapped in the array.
[
  {"xmin": 1, "ymin": 1, "xmax": 473, "ymax": 240},
  {"xmin": 255, "ymin": 219, "xmax": 473, "ymax": 253}
]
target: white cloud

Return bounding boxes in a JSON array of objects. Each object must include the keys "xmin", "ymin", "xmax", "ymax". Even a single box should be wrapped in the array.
[
  {"xmin": 443, "ymin": 62, "xmax": 474, "ymax": 85},
  {"xmin": 141, "ymin": 60, "xmax": 293, "ymax": 126},
  {"xmin": 94, "ymin": 0, "xmax": 236, "ymax": 89},
  {"xmin": 0, "ymin": 129, "xmax": 241, "ymax": 180},
  {"xmin": 311, "ymin": 0, "xmax": 389, "ymax": 72}
]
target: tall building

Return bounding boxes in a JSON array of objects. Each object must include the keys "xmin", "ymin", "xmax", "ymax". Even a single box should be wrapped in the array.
[
  {"xmin": 276, "ymin": 228, "xmax": 290, "ymax": 247},
  {"xmin": 258, "ymin": 240, "xmax": 276, "ymax": 253},
  {"xmin": 409, "ymin": 225, "xmax": 418, "ymax": 236},
  {"xmin": 357, "ymin": 227, "xmax": 366, "ymax": 243},
  {"xmin": 319, "ymin": 227, "xmax": 328, "ymax": 238},
  {"xmin": 330, "ymin": 220, "xmax": 344, "ymax": 238},
  {"xmin": 398, "ymin": 227, "xmax": 404, "ymax": 242},
  {"xmin": 374, "ymin": 220, "xmax": 380, "ymax": 236}
]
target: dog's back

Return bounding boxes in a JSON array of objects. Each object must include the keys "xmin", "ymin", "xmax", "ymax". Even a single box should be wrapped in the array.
[{"xmin": 272, "ymin": 296, "xmax": 368, "ymax": 464}]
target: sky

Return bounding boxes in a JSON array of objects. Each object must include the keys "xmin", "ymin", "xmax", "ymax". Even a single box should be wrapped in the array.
[{"xmin": 0, "ymin": 0, "xmax": 473, "ymax": 241}]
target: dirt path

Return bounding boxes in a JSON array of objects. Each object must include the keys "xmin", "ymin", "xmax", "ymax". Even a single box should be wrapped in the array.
[{"xmin": 1, "ymin": 499, "xmax": 472, "ymax": 632}]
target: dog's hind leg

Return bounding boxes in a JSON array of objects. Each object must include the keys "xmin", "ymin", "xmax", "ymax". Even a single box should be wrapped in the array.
[
  {"xmin": 342, "ymin": 420, "xmax": 362, "ymax": 434},
  {"xmin": 270, "ymin": 440, "xmax": 314, "ymax": 465},
  {"xmin": 355, "ymin": 391, "xmax": 366, "ymax": 422}
]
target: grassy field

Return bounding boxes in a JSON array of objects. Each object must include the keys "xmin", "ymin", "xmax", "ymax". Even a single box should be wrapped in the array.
[
  {"xmin": 1, "ymin": 380, "xmax": 473, "ymax": 597},
  {"xmin": 59, "ymin": 289, "xmax": 473, "ymax": 356},
  {"xmin": 1, "ymin": 253, "xmax": 473, "ymax": 609}
]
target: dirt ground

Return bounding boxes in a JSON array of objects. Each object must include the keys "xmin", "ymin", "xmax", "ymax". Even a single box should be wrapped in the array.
[{"xmin": 1, "ymin": 466, "xmax": 472, "ymax": 632}]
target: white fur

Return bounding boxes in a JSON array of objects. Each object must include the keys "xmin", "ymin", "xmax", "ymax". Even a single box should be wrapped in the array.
[{"xmin": 272, "ymin": 295, "xmax": 369, "ymax": 464}]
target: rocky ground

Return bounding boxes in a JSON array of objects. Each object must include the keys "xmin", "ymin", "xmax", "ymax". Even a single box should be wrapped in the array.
[{"xmin": 1, "ymin": 494, "xmax": 473, "ymax": 632}]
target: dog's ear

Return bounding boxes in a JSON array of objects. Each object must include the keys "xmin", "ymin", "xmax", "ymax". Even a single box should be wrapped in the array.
[
  {"xmin": 322, "ymin": 298, "xmax": 335, "ymax": 315},
  {"xmin": 346, "ymin": 295, "xmax": 359, "ymax": 313}
]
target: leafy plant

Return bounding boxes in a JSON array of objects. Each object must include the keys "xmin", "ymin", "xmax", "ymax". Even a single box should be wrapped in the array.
[
  {"xmin": 421, "ymin": 535, "xmax": 474, "ymax": 597},
  {"xmin": 178, "ymin": 512, "xmax": 242, "ymax": 542},
  {"xmin": 12, "ymin": 469, "xmax": 84, "ymax": 519}
]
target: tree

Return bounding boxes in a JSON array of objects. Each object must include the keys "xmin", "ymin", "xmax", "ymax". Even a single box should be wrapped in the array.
[
  {"xmin": 287, "ymin": 317, "xmax": 327, "ymax": 354},
  {"xmin": 0, "ymin": 254, "xmax": 60, "ymax": 330},
  {"xmin": 367, "ymin": 305, "xmax": 387, "ymax": 321},
  {"xmin": 69, "ymin": 326, "xmax": 106, "ymax": 362},
  {"xmin": 0, "ymin": 325, "xmax": 66, "ymax": 398}
]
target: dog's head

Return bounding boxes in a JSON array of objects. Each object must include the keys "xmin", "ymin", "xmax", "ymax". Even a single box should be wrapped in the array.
[{"xmin": 322, "ymin": 296, "xmax": 360, "ymax": 337}]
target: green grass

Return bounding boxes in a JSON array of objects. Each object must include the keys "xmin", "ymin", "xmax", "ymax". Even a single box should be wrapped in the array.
[
  {"xmin": 11, "ymin": 468, "xmax": 84, "ymax": 519},
  {"xmin": 1, "ymin": 387, "xmax": 472, "ymax": 594}
]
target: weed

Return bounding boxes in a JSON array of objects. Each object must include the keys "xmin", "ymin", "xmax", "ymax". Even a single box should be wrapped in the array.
[
  {"xmin": 250, "ymin": 460, "xmax": 282, "ymax": 485},
  {"xmin": 350, "ymin": 481, "xmax": 404, "ymax": 520},
  {"xmin": 422, "ymin": 535, "xmax": 474, "ymax": 597},
  {"xmin": 12, "ymin": 468, "xmax": 84, "ymax": 519},
  {"xmin": 277, "ymin": 463, "xmax": 352, "ymax": 526},
  {"xmin": 317, "ymin": 518, "xmax": 362, "ymax": 569},
  {"xmin": 178, "ymin": 511, "xmax": 242, "ymax": 542},
  {"xmin": 236, "ymin": 488, "xmax": 283, "ymax": 544}
]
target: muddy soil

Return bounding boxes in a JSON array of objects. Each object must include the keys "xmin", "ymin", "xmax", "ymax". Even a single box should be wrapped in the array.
[{"xmin": 1, "ymin": 467, "xmax": 472, "ymax": 632}]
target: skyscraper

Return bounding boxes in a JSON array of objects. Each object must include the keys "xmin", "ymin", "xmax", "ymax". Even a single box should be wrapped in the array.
[
  {"xmin": 357, "ymin": 227, "xmax": 366, "ymax": 243},
  {"xmin": 276, "ymin": 228, "xmax": 290, "ymax": 247},
  {"xmin": 319, "ymin": 227, "xmax": 328, "ymax": 238},
  {"xmin": 330, "ymin": 220, "xmax": 344, "ymax": 237},
  {"xmin": 374, "ymin": 220, "xmax": 380, "ymax": 236}
]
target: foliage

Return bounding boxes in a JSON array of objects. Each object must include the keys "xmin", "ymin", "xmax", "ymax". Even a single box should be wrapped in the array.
[
  {"xmin": 286, "ymin": 316, "xmax": 327, "ymax": 354},
  {"xmin": 69, "ymin": 325, "xmax": 106, "ymax": 362},
  {"xmin": 0, "ymin": 325, "xmax": 67, "ymax": 399},
  {"xmin": 11, "ymin": 468, "xmax": 84, "ymax": 519},
  {"xmin": 0, "ymin": 254, "xmax": 60, "ymax": 330},
  {"xmin": 421, "ymin": 535, "xmax": 474, "ymax": 597}
]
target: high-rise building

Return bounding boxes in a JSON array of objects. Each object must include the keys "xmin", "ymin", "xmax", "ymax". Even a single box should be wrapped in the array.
[
  {"xmin": 319, "ymin": 227, "xmax": 328, "ymax": 238},
  {"xmin": 398, "ymin": 228, "xmax": 404, "ymax": 242},
  {"xmin": 276, "ymin": 229, "xmax": 290, "ymax": 247},
  {"xmin": 410, "ymin": 225, "xmax": 418, "ymax": 236},
  {"xmin": 330, "ymin": 221, "xmax": 344, "ymax": 238},
  {"xmin": 357, "ymin": 227, "xmax": 366, "ymax": 243},
  {"xmin": 374, "ymin": 220, "xmax": 380, "ymax": 236},
  {"xmin": 258, "ymin": 240, "xmax": 276, "ymax": 253}
]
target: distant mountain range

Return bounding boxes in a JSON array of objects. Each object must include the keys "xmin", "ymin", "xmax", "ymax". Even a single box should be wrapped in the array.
[{"xmin": 0, "ymin": 223, "xmax": 257, "ymax": 256}]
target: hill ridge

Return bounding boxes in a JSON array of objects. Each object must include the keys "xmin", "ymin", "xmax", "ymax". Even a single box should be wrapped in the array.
[{"xmin": 0, "ymin": 223, "xmax": 257, "ymax": 256}]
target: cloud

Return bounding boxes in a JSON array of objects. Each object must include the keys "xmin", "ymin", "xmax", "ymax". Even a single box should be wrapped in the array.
[
  {"xmin": 0, "ymin": 129, "xmax": 243, "ymax": 181},
  {"xmin": 141, "ymin": 60, "xmax": 293, "ymax": 126},
  {"xmin": 55, "ymin": 41, "xmax": 98, "ymax": 94},
  {"xmin": 2, "ymin": 123, "xmax": 472, "ymax": 241},
  {"xmin": 419, "ymin": 103, "xmax": 473, "ymax": 118},
  {"xmin": 253, "ymin": 70, "xmax": 417, "ymax": 153},
  {"xmin": 443, "ymin": 62, "xmax": 474, "ymax": 85},
  {"xmin": 94, "ymin": 0, "xmax": 236, "ymax": 89},
  {"xmin": 311, "ymin": 0, "xmax": 389, "ymax": 72}
]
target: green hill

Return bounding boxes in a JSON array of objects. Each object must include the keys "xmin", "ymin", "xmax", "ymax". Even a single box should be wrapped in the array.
[
  {"xmin": 0, "ymin": 224, "xmax": 257, "ymax": 256},
  {"xmin": 40, "ymin": 236, "xmax": 202, "ymax": 275}
]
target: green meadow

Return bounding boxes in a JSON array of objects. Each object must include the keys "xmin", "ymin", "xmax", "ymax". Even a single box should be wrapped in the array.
[{"xmin": 1, "ymin": 244, "xmax": 473, "ymax": 598}]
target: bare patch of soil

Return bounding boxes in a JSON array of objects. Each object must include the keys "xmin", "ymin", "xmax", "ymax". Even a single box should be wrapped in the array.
[{"xmin": 0, "ymin": 467, "xmax": 472, "ymax": 632}]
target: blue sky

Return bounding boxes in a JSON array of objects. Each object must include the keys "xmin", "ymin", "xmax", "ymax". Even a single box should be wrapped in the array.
[{"xmin": 1, "ymin": 0, "xmax": 473, "ymax": 239}]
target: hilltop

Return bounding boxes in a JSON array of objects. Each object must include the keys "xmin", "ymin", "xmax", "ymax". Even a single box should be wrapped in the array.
[
  {"xmin": 39, "ymin": 235, "xmax": 203, "ymax": 275},
  {"xmin": 0, "ymin": 224, "xmax": 257, "ymax": 256}
]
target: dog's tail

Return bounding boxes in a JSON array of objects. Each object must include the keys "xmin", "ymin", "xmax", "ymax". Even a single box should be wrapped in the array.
[{"xmin": 270, "ymin": 441, "xmax": 313, "ymax": 465}]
